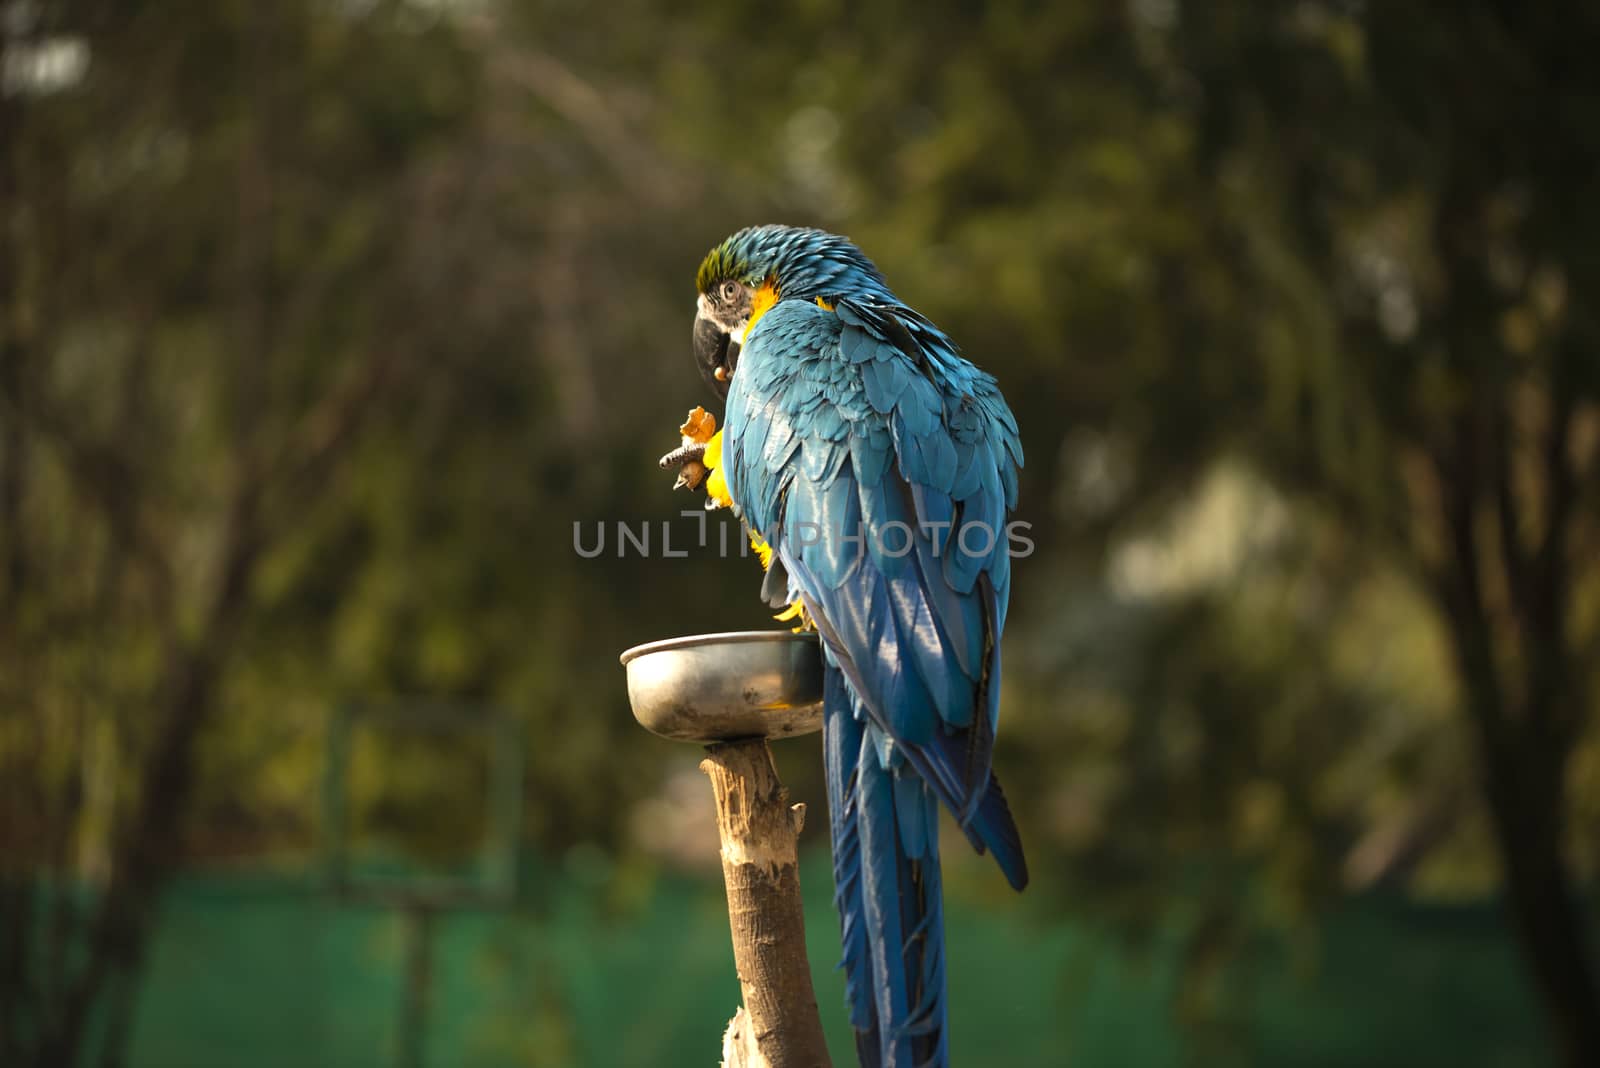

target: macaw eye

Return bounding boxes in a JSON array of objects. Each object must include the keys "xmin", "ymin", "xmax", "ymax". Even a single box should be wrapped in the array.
[{"xmin": 720, "ymin": 280, "xmax": 740, "ymax": 302}]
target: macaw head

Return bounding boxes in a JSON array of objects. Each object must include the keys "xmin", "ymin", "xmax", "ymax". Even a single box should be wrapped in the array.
[{"xmin": 692, "ymin": 225, "xmax": 891, "ymax": 398}]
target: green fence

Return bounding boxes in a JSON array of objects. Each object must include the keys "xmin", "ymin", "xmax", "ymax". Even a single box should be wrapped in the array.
[{"xmin": 122, "ymin": 855, "xmax": 1548, "ymax": 1068}]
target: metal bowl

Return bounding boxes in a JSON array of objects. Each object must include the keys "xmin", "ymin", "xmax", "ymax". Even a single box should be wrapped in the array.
[{"xmin": 619, "ymin": 631, "xmax": 824, "ymax": 744}]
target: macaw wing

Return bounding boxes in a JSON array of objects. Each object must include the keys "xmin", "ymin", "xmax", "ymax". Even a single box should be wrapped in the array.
[{"xmin": 723, "ymin": 299, "xmax": 1026, "ymax": 889}]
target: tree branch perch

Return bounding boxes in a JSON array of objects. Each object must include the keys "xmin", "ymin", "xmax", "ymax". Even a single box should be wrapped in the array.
[{"xmin": 699, "ymin": 738, "xmax": 832, "ymax": 1068}]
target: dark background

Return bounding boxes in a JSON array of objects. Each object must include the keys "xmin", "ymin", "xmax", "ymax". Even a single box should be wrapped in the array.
[{"xmin": 3, "ymin": 1, "xmax": 1599, "ymax": 1065}]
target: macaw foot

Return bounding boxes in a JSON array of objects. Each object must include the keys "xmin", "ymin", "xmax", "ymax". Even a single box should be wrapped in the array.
[
  {"xmin": 658, "ymin": 439, "xmax": 709, "ymax": 491},
  {"xmin": 774, "ymin": 599, "xmax": 814, "ymax": 633},
  {"xmin": 660, "ymin": 407, "xmax": 732, "ymax": 509}
]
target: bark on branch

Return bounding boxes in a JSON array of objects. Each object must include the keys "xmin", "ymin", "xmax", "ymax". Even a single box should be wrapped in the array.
[{"xmin": 699, "ymin": 739, "xmax": 832, "ymax": 1068}]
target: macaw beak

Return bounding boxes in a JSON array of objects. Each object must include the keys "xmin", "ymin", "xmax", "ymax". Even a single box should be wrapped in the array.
[{"xmin": 693, "ymin": 310, "xmax": 739, "ymax": 399}]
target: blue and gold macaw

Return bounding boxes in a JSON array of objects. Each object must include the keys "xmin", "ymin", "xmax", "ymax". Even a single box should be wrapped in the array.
[{"xmin": 677, "ymin": 225, "xmax": 1026, "ymax": 1068}]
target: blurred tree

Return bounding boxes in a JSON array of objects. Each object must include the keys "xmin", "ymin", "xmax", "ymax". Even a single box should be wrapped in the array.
[
  {"xmin": 657, "ymin": 0, "xmax": 1600, "ymax": 1060},
  {"xmin": 0, "ymin": 2, "xmax": 487, "ymax": 1061},
  {"xmin": 0, "ymin": 2, "xmax": 794, "ymax": 1063},
  {"xmin": 1144, "ymin": 6, "xmax": 1600, "ymax": 1060}
]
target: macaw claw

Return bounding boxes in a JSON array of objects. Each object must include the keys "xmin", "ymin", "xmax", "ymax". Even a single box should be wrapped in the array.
[
  {"xmin": 679, "ymin": 464, "xmax": 709, "ymax": 493},
  {"xmin": 659, "ymin": 442, "xmax": 709, "ymax": 492}
]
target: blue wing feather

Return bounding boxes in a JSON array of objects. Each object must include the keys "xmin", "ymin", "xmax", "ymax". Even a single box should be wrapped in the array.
[
  {"xmin": 725, "ymin": 296, "xmax": 1025, "ymax": 846},
  {"xmin": 721, "ymin": 296, "xmax": 1027, "ymax": 1067}
]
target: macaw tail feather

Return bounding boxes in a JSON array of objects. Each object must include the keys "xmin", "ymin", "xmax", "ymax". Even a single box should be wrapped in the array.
[
  {"xmin": 959, "ymin": 764, "xmax": 1028, "ymax": 893},
  {"xmin": 825, "ymin": 666, "xmax": 950, "ymax": 1068}
]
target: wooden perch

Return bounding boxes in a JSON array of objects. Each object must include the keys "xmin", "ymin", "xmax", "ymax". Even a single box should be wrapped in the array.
[{"xmin": 700, "ymin": 738, "xmax": 833, "ymax": 1068}]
